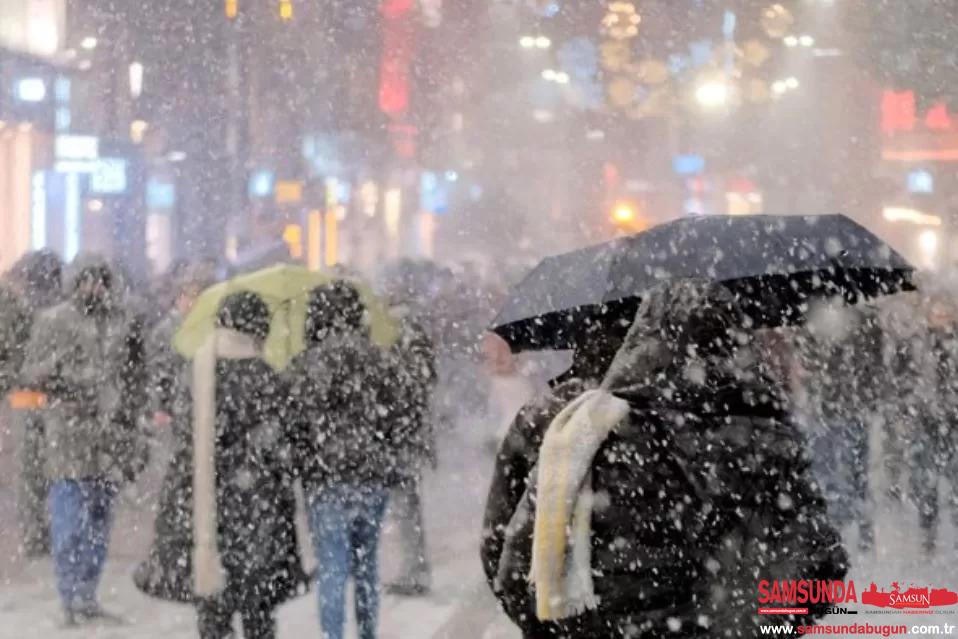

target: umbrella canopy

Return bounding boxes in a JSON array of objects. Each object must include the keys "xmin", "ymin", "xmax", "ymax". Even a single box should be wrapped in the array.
[
  {"xmin": 493, "ymin": 214, "xmax": 914, "ymax": 351},
  {"xmin": 174, "ymin": 264, "xmax": 399, "ymax": 370}
]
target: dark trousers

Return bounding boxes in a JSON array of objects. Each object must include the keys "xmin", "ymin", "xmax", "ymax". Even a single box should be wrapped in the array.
[
  {"xmin": 390, "ymin": 474, "xmax": 431, "ymax": 587},
  {"xmin": 909, "ymin": 417, "xmax": 958, "ymax": 549},
  {"xmin": 813, "ymin": 416, "xmax": 873, "ymax": 547},
  {"xmin": 197, "ymin": 591, "xmax": 277, "ymax": 639},
  {"xmin": 17, "ymin": 409, "xmax": 50, "ymax": 553}
]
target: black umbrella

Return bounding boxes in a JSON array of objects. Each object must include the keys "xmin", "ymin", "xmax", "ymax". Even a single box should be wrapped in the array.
[{"xmin": 492, "ymin": 214, "xmax": 914, "ymax": 351}]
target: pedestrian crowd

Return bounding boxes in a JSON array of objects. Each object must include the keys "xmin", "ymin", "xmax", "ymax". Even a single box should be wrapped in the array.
[
  {"xmin": 0, "ymin": 251, "xmax": 444, "ymax": 639},
  {"xmin": 2, "ymin": 248, "xmax": 954, "ymax": 639}
]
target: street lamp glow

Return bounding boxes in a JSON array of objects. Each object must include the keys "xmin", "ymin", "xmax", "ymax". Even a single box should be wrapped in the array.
[
  {"xmin": 799, "ymin": 34, "xmax": 815, "ymax": 47},
  {"xmin": 695, "ymin": 80, "xmax": 729, "ymax": 108},
  {"xmin": 783, "ymin": 35, "xmax": 798, "ymax": 47},
  {"xmin": 541, "ymin": 69, "xmax": 557, "ymax": 81},
  {"xmin": 535, "ymin": 35, "xmax": 551, "ymax": 49},
  {"xmin": 80, "ymin": 36, "xmax": 97, "ymax": 50},
  {"xmin": 785, "ymin": 76, "xmax": 799, "ymax": 89},
  {"xmin": 554, "ymin": 71, "xmax": 570, "ymax": 84},
  {"xmin": 612, "ymin": 203, "xmax": 636, "ymax": 224},
  {"xmin": 519, "ymin": 36, "xmax": 536, "ymax": 49},
  {"xmin": 772, "ymin": 80, "xmax": 787, "ymax": 95}
]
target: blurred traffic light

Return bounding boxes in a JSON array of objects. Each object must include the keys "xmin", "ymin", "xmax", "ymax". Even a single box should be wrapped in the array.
[
  {"xmin": 279, "ymin": 0, "xmax": 292, "ymax": 20},
  {"xmin": 225, "ymin": 0, "xmax": 237, "ymax": 19}
]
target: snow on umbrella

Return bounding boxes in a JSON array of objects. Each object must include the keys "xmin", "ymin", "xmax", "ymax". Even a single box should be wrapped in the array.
[
  {"xmin": 492, "ymin": 214, "xmax": 914, "ymax": 352},
  {"xmin": 173, "ymin": 263, "xmax": 399, "ymax": 370}
]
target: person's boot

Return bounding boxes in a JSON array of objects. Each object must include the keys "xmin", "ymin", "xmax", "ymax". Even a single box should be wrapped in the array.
[
  {"xmin": 386, "ymin": 573, "xmax": 432, "ymax": 596},
  {"xmin": 60, "ymin": 608, "xmax": 79, "ymax": 629},
  {"xmin": 73, "ymin": 601, "xmax": 126, "ymax": 625}
]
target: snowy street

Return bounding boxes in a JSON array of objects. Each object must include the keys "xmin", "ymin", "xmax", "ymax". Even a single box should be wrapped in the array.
[{"xmin": 0, "ymin": 416, "xmax": 519, "ymax": 638}]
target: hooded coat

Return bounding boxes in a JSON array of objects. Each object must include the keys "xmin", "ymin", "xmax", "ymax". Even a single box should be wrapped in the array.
[
  {"xmin": 135, "ymin": 297, "xmax": 306, "ymax": 607},
  {"xmin": 482, "ymin": 280, "xmax": 847, "ymax": 638},
  {"xmin": 288, "ymin": 283, "xmax": 414, "ymax": 494},
  {"xmin": 19, "ymin": 253, "xmax": 146, "ymax": 483}
]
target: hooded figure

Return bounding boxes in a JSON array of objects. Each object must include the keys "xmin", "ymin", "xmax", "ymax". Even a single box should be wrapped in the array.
[
  {"xmin": 19, "ymin": 253, "xmax": 145, "ymax": 624},
  {"xmin": 2, "ymin": 250, "xmax": 63, "ymax": 556},
  {"xmin": 287, "ymin": 280, "xmax": 408, "ymax": 639},
  {"xmin": 135, "ymin": 291, "xmax": 306, "ymax": 639},
  {"xmin": 482, "ymin": 280, "xmax": 847, "ymax": 638}
]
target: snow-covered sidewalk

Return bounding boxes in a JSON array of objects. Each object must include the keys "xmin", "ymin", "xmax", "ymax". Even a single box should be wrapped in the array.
[{"xmin": 0, "ymin": 421, "xmax": 519, "ymax": 638}]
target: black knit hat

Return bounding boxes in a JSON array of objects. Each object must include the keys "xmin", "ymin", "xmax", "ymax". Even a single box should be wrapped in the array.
[
  {"xmin": 217, "ymin": 291, "xmax": 271, "ymax": 341},
  {"xmin": 306, "ymin": 280, "xmax": 366, "ymax": 342}
]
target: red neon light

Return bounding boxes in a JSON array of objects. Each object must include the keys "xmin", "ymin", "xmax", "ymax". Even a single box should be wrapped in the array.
[
  {"xmin": 925, "ymin": 103, "xmax": 952, "ymax": 130},
  {"xmin": 881, "ymin": 90, "xmax": 916, "ymax": 134}
]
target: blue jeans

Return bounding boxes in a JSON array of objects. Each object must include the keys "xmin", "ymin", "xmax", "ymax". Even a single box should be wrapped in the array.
[
  {"xmin": 308, "ymin": 485, "xmax": 389, "ymax": 639},
  {"xmin": 48, "ymin": 479, "xmax": 116, "ymax": 611}
]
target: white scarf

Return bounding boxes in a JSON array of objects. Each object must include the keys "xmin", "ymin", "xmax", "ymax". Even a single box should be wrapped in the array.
[
  {"xmin": 191, "ymin": 328, "xmax": 260, "ymax": 598},
  {"xmin": 530, "ymin": 389, "xmax": 630, "ymax": 621}
]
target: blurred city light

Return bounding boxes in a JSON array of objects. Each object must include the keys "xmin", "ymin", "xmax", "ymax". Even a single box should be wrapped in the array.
[
  {"xmin": 519, "ymin": 36, "xmax": 535, "ymax": 49},
  {"xmin": 799, "ymin": 34, "xmax": 815, "ymax": 47},
  {"xmin": 80, "ymin": 36, "xmax": 97, "ymax": 50},
  {"xmin": 535, "ymin": 36, "xmax": 551, "ymax": 49},
  {"xmin": 919, "ymin": 229, "xmax": 939, "ymax": 264},
  {"xmin": 554, "ymin": 71, "xmax": 570, "ymax": 84},
  {"xmin": 612, "ymin": 202, "xmax": 636, "ymax": 224},
  {"xmin": 785, "ymin": 76, "xmax": 799, "ymax": 89},
  {"xmin": 129, "ymin": 62, "xmax": 144, "ymax": 98},
  {"xmin": 130, "ymin": 119, "xmax": 148, "ymax": 143},
  {"xmin": 695, "ymin": 80, "xmax": 729, "ymax": 108},
  {"xmin": 783, "ymin": 35, "xmax": 798, "ymax": 47},
  {"xmin": 15, "ymin": 77, "xmax": 46, "ymax": 102},
  {"xmin": 541, "ymin": 69, "xmax": 557, "ymax": 81},
  {"xmin": 883, "ymin": 206, "xmax": 942, "ymax": 226}
]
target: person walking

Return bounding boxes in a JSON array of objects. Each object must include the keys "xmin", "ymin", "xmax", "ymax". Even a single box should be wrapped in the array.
[
  {"xmin": 385, "ymin": 299, "xmax": 437, "ymax": 597},
  {"xmin": 801, "ymin": 302, "xmax": 884, "ymax": 552},
  {"xmin": 135, "ymin": 291, "xmax": 306, "ymax": 639},
  {"xmin": 20, "ymin": 254, "xmax": 146, "ymax": 625},
  {"xmin": 907, "ymin": 297, "xmax": 958, "ymax": 555},
  {"xmin": 482, "ymin": 280, "xmax": 847, "ymax": 638},
  {"xmin": 288, "ymin": 280, "xmax": 413, "ymax": 639},
  {"xmin": 3, "ymin": 250, "xmax": 63, "ymax": 557}
]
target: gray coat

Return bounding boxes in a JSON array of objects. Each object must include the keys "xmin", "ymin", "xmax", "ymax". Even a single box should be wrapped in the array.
[
  {"xmin": 0, "ymin": 284, "xmax": 29, "ymax": 396},
  {"xmin": 20, "ymin": 254, "xmax": 146, "ymax": 482}
]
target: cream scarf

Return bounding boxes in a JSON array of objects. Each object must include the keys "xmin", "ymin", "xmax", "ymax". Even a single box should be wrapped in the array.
[
  {"xmin": 191, "ymin": 328, "xmax": 260, "ymax": 597},
  {"xmin": 530, "ymin": 388, "xmax": 630, "ymax": 621}
]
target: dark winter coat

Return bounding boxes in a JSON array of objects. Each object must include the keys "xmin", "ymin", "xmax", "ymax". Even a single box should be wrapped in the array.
[
  {"xmin": 482, "ymin": 280, "xmax": 848, "ymax": 639},
  {"xmin": 134, "ymin": 357, "xmax": 306, "ymax": 606},
  {"xmin": 287, "ymin": 327, "xmax": 413, "ymax": 493},
  {"xmin": 803, "ymin": 304, "xmax": 885, "ymax": 423}
]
